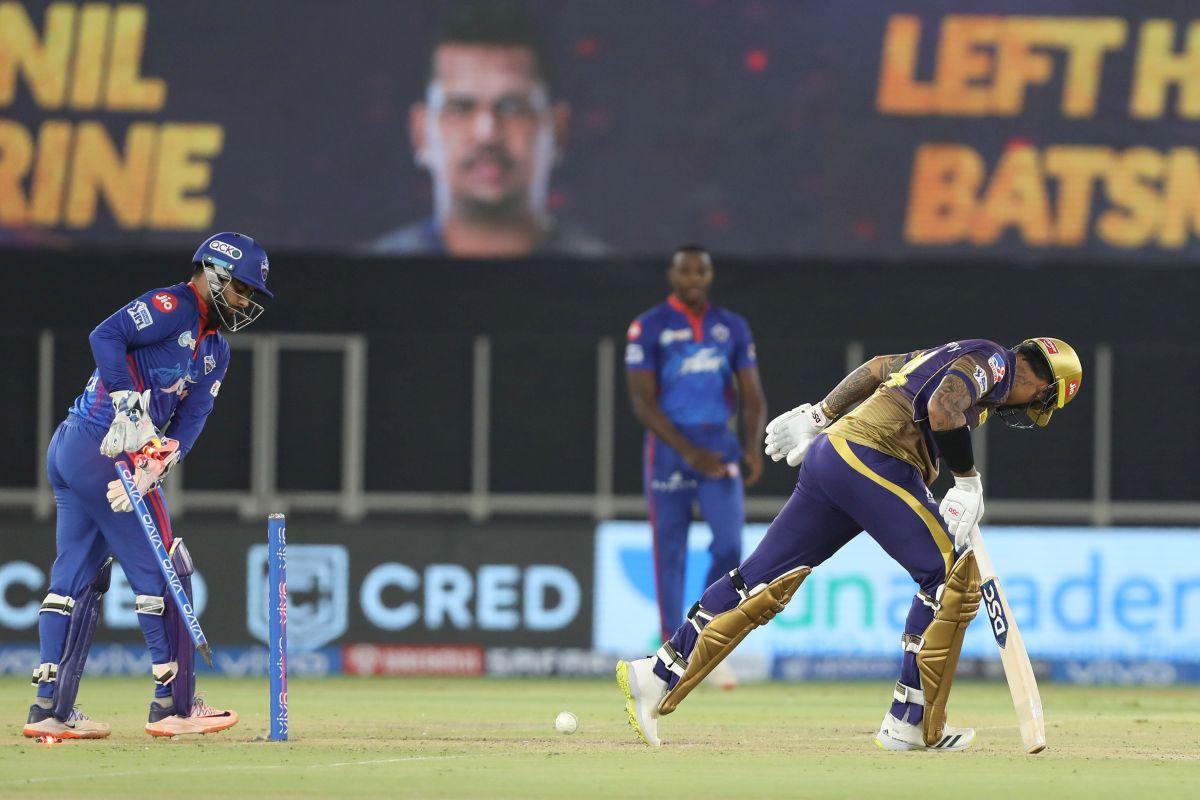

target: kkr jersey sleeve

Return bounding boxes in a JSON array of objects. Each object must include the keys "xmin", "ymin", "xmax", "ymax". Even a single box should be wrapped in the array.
[
  {"xmin": 945, "ymin": 349, "xmax": 1011, "ymax": 406},
  {"xmin": 624, "ymin": 315, "xmax": 659, "ymax": 373}
]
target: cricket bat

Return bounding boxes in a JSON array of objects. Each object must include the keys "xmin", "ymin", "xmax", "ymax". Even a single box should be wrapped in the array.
[{"xmin": 968, "ymin": 524, "xmax": 1047, "ymax": 754}]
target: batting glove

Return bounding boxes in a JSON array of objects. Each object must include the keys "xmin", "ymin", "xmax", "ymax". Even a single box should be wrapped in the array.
[
  {"xmin": 939, "ymin": 473, "xmax": 984, "ymax": 550},
  {"xmin": 764, "ymin": 403, "xmax": 831, "ymax": 467}
]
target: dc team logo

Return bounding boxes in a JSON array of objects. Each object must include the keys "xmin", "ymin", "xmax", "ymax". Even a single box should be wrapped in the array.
[
  {"xmin": 152, "ymin": 293, "xmax": 176, "ymax": 313},
  {"xmin": 260, "ymin": 257, "xmax": 270, "ymax": 283},
  {"xmin": 711, "ymin": 323, "xmax": 730, "ymax": 343},
  {"xmin": 247, "ymin": 544, "xmax": 348, "ymax": 651},
  {"xmin": 204, "ymin": 354, "xmax": 216, "ymax": 375},
  {"xmin": 980, "ymin": 578, "xmax": 1009, "ymax": 648}
]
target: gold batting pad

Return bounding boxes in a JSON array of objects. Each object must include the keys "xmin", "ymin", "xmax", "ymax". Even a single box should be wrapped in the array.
[
  {"xmin": 658, "ymin": 566, "xmax": 810, "ymax": 716},
  {"xmin": 917, "ymin": 550, "xmax": 982, "ymax": 746}
]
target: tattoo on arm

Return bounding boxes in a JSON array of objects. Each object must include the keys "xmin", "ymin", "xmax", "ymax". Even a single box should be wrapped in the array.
[
  {"xmin": 929, "ymin": 374, "xmax": 973, "ymax": 430},
  {"xmin": 870, "ymin": 353, "xmax": 907, "ymax": 382},
  {"xmin": 821, "ymin": 354, "xmax": 907, "ymax": 417}
]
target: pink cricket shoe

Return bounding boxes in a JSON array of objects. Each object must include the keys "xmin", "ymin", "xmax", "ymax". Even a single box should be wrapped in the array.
[{"xmin": 145, "ymin": 696, "xmax": 239, "ymax": 737}]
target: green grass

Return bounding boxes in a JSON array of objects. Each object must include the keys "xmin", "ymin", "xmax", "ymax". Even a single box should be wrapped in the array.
[{"xmin": 2, "ymin": 676, "xmax": 1198, "ymax": 798}]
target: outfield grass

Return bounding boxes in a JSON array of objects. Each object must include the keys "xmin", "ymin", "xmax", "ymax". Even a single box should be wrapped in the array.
[{"xmin": 1, "ymin": 676, "xmax": 1198, "ymax": 798}]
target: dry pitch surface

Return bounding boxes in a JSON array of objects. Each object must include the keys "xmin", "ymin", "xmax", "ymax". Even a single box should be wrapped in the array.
[{"xmin": 1, "ymin": 676, "xmax": 1198, "ymax": 798}]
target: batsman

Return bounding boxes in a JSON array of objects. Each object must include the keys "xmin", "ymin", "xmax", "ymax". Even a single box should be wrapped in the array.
[
  {"xmin": 618, "ymin": 337, "xmax": 1082, "ymax": 751},
  {"xmin": 22, "ymin": 232, "xmax": 273, "ymax": 739}
]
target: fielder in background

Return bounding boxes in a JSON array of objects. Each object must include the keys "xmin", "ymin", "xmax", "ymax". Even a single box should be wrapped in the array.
[
  {"xmin": 22, "ymin": 232, "xmax": 274, "ymax": 740},
  {"xmin": 618, "ymin": 337, "xmax": 1081, "ymax": 751},
  {"xmin": 624, "ymin": 244, "xmax": 767, "ymax": 689}
]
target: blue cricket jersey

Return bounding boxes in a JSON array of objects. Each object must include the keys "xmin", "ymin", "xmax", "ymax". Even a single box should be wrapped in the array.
[
  {"xmin": 68, "ymin": 282, "xmax": 231, "ymax": 457},
  {"xmin": 624, "ymin": 296, "xmax": 757, "ymax": 426}
]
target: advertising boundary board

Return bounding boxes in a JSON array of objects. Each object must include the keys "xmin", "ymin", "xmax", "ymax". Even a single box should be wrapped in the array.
[
  {"xmin": 595, "ymin": 522, "xmax": 1200, "ymax": 684},
  {"xmin": 0, "ymin": 517, "xmax": 595, "ymax": 649}
]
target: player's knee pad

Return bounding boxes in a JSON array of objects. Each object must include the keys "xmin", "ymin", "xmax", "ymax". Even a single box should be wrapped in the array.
[
  {"xmin": 170, "ymin": 539, "xmax": 195, "ymax": 578},
  {"xmin": 39, "ymin": 593, "xmax": 75, "ymax": 617},
  {"xmin": 165, "ymin": 539, "xmax": 197, "ymax": 715},
  {"xmin": 30, "ymin": 662, "xmax": 58, "ymax": 685},
  {"xmin": 51, "ymin": 558, "xmax": 114, "ymax": 721},
  {"xmin": 894, "ymin": 550, "xmax": 981, "ymax": 747},
  {"xmin": 658, "ymin": 565, "xmax": 811, "ymax": 716},
  {"xmin": 152, "ymin": 660, "xmax": 179, "ymax": 686},
  {"xmin": 136, "ymin": 595, "xmax": 166, "ymax": 616}
]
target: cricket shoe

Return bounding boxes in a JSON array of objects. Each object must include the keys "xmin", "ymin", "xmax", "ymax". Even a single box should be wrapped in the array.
[
  {"xmin": 23, "ymin": 704, "xmax": 111, "ymax": 739},
  {"xmin": 145, "ymin": 696, "xmax": 239, "ymax": 737},
  {"xmin": 874, "ymin": 712, "xmax": 975, "ymax": 751},
  {"xmin": 706, "ymin": 659, "xmax": 737, "ymax": 691},
  {"xmin": 616, "ymin": 657, "xmax": 666, "ymax": 747}
]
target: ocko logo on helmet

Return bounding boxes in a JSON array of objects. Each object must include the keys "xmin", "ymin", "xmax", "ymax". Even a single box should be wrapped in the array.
[{"xmin": 209, "ymin": 241, "xmax": 243, "ymax": 260}]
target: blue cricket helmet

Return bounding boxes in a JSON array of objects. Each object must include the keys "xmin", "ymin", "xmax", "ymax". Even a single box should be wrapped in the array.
[{"xmin": 192, "ymin": 232, "xmax": 274, "ymax": 299}]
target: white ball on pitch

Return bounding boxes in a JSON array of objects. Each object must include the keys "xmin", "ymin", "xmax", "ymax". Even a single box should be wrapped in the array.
[{"xmin": 555, "ymin": 711, "xmax": 578, "ymax": 734}]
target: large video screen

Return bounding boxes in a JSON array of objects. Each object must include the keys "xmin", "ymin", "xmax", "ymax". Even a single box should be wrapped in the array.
[{"xmin": 4, "ymin": 1, "xmax": 1200, "ymax": 260}]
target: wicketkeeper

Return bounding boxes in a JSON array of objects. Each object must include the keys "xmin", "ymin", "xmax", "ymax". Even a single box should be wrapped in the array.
[
  {"xmin": 22, "ymin": 233, "xmax": 273, "ymax": 739},
  {"xmin": 618, "ymin": 337, "xmax": 1082, "ymax": 751}
]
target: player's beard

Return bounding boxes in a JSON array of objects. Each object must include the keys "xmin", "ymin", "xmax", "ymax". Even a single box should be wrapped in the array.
[{"xmin": 458, "ymin": 191, "xmax": 528, "ymax": 224}]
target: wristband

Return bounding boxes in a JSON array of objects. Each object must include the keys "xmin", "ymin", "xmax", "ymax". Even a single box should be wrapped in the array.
[{"xmin": 931, "ymin": 425, "xmax": 974, "ymax": 474}]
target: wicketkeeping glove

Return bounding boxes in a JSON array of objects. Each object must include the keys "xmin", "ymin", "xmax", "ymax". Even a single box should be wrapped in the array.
[
  {"xmin": 763, "ymin": 403, "xmax": 831, "ymax": 467},
  {"xmin": 939, "ymin": 473, "xmax": 984, "ymax": 550},
  {"xmin": 105, "ymin": 438, "xmax": 180, "ymax": 513},
  {"xmin": 99, "ymin": 390, "xmax": 157, "ymax": 457}
]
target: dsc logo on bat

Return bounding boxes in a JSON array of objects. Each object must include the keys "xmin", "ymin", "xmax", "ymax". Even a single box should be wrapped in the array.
[{"xmin": 980, "ymin": 579, "xmax": 1009, "ymax": 648}]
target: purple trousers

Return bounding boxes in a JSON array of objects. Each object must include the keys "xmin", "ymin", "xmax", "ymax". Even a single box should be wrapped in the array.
[{"xmin": 654, "ymin": 433, "xmax": 955, "ymax": 723}]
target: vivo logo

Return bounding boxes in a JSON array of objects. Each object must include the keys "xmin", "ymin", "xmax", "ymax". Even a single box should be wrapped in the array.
[{"xmin": 981, "ymin": 579, "xmax": 1009, "ymax": 648}]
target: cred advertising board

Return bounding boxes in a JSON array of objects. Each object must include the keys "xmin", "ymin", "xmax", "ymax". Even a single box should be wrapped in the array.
[{"xmin": 0, "ymin": 518, "xmax": 594, "ymax": 650}]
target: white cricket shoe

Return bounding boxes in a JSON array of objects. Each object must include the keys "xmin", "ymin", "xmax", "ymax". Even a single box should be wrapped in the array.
[
  {"xmin": 23, "ymin": 704, "xmax": 111, "ymax": 739},
  {"xmin": 874, "ymin": 711, "xmax": 975, "ymax": 751},
  {"xmin": 706, "ymin": 659, "xmax": 738, "ymax": 691},
  {"xmin": 616, "ymin": 657, "xmax": 666, "ymax": 747}
]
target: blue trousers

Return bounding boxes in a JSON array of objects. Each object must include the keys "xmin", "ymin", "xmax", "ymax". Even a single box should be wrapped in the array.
[
  {"xmin": 38, "ymin": 416, "xmax": 176, "ymax": 698},
  {"xmin": 644, "ymin": 425, "xmax": 745, "ymax": 643},
  {"xmin": 655, "ymin": 433, "xmax": 954, "ymax": 722}
]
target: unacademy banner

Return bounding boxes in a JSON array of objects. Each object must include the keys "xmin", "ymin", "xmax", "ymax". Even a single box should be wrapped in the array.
[{"xmin": 594, "ymin": 522, "xmax": 1200, "ymax": 664}]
